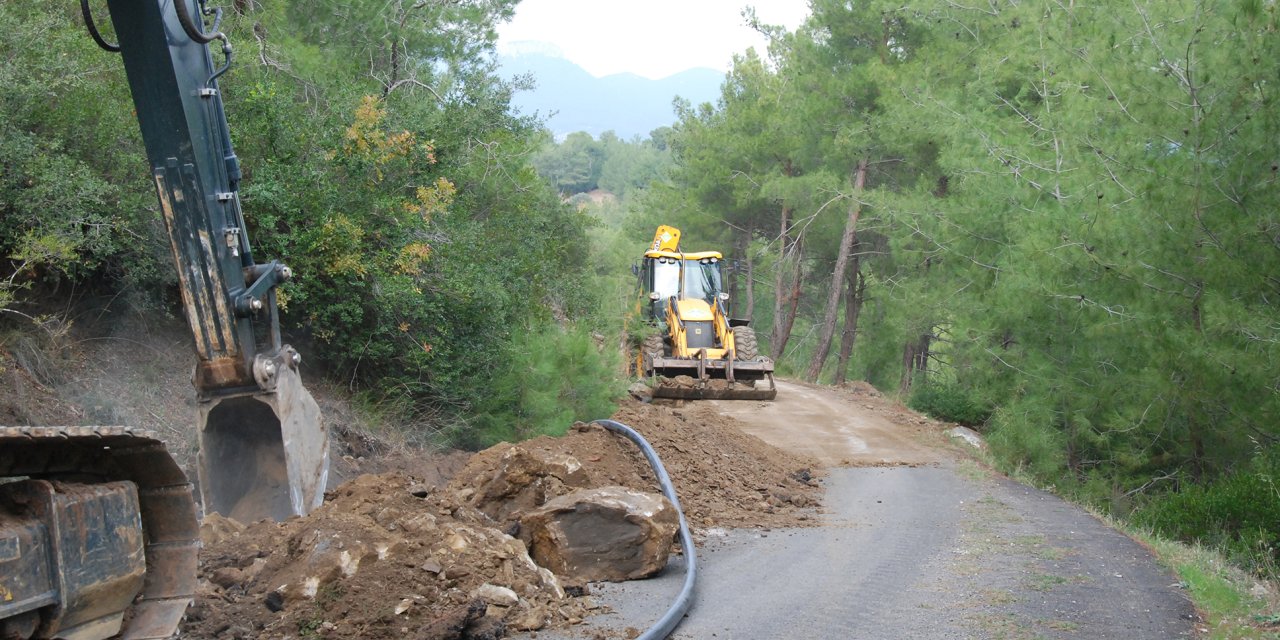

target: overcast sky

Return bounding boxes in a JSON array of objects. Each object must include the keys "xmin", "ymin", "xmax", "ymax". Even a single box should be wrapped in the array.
[{"xmin": 495, "ymin": 1, "xmax": 811, "ymax": 80}]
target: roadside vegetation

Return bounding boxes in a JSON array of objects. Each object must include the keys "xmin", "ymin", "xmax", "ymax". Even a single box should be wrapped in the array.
[{"xmin": 0, "ymin": 2, "xmax": 622, "ymax": 447}]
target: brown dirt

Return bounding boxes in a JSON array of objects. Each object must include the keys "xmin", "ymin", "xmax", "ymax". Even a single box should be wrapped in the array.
[
  {"xmin": 0, "ymin": 346, "xmax": 82, "ymax": 425},
  {"xmin": 708, "ymin": 379, "xmax": 957, "ymax": 467},
  {"xmin": 181, "ymin": 399, "xmax": 821, "ymax": 639},
  {"xmin": 451, "ymin": 401, "xmax": 821, "ymax": 531}
]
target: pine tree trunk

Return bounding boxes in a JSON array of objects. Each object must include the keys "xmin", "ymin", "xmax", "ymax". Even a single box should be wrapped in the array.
[
  {"xmin": 899, "ymin": 331, "xmax": 931, "ymax": 394},
  {"xmin": 771, "ymin": 204, "xmax": 791, "ymax": 360},
  {"xmin": 772, "ymin": 231, "xmax": 804, "ymax": 361},
  {"xmin": 745, "ymin": 223, "xmax": 755, "ymax": 320},
  {"xmin": 833, "ymin": 258, "xmax": 864, "ymax": 385},
  {"xmin": 804, "ymin": 159, "xmax": 868, "ymax": 382},
  {"xmin": 730, "ymin": 228, "xmax": 743, "ymax": 313}
]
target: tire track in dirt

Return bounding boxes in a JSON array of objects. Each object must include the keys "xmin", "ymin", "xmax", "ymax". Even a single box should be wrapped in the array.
[{"xmin": 709, "ymin": 380, "xmax": 944, "ymax": 466}]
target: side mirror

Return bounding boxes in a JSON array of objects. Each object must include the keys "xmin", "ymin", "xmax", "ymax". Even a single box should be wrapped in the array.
[{"xmin": 631, "ymin": 263, "xmax": 639, "ymax": 276}]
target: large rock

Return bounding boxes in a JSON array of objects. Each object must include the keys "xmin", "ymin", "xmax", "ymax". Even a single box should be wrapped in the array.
[
  {"xmin": 519, "ymin": 486, "xmax": 679, "ymax": 582},
  {"xmin": 947, "ymin": 426, "xmax": 988, "ymax": 451},
  {"xmin": 468, "ymin": 446, "xmax": 591, "ymax": 523}
]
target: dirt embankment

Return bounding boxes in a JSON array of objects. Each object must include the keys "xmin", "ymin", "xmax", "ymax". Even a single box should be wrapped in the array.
[{"xmin": 183, "ymin": 400, "xmax": 820, "ymax": 640}]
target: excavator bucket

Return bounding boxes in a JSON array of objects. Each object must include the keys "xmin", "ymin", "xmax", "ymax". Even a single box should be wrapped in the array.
[{"xmin": 197, "ymin": 364, "xmax": 329, "ymax": 522}]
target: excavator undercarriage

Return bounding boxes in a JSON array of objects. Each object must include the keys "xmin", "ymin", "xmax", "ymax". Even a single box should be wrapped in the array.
[{"xmin": 0, "ymin": 427, "xmax": 198, "ymax": 640}]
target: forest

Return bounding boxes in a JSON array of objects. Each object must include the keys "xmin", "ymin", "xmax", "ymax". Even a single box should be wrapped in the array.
[{"xmin": 1, "ymin": 0, "xmax": 1278, "ymax": 586}]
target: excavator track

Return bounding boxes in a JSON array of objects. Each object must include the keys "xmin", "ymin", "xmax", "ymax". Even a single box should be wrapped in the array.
[{"xmin": 0, "ymin": 426, "xmax": 198, "ymax": 640}]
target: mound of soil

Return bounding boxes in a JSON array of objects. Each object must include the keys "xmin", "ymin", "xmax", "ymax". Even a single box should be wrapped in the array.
[
  {"xmin": 183, "ymin": 399, "xmax": 821, "ymax": 639},
  {"xmin": 450, "ymin": 400, "xmax": 821, "ymax": 531},
  {"xmin": 185, "ymin": 473, "xmax": 590, "ymax": 640}
]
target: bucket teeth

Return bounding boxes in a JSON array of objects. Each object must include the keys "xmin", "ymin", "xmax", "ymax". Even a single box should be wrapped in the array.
[{"xmin": 649, "ymin": 372, "xmax": 777, "ymax": 401}]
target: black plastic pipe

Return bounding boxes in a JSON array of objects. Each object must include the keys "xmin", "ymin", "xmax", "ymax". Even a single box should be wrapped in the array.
[{"xmin": 593, "ymin": 419, "xmax": 697, "ymax": 640}]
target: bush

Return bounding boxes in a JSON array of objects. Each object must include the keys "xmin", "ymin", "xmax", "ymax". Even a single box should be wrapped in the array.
[
  {"xmin": 1134, "ymin": 452, "xmax": 1280, "ymax": 576},
  {"xmin": 461, "ymin": 322, "xmax": 624, "ymax": 449},
  {"xmin": 907, "ymin": 381, "xmax": 992, "ymax": 426},
  {"xmin": 985, "ymin": 399, "xmax": 1068, "ymax": 480}
]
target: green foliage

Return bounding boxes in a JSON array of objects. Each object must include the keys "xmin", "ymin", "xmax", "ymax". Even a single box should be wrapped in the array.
[
  {"xmin": 532, "ymin": 130, "xmax": 672, "ymax": 197},
  {"xmin": 0, "ymin": 3, "xmax": 170, "ymax": 307},
  {"xmin": 0, "ymin": 1, "xmax": 619, "ymax": 444},
  {"xmin": 465, "ymin": 322, "xmax": 623, "ymax": 449},
  {"xmin": 985, "ymin": 400, "xmax": 1069, "ymax": 482},
  {"xmin": 907, "ymin": 382, "xmax": 991, "ymax": 426},
  {"xmin": 1135, "ymin": 452, "xmax": 1280, "ymax": 576}
]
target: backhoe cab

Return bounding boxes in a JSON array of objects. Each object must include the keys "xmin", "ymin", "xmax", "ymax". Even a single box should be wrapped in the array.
[{"xmin": 636, "ymin": 226, "xmax": 776, "ymax": 400}]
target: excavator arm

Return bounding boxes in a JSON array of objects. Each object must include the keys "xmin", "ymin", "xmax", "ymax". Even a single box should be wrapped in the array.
[
  {"xmin": 1, "ymin": 4, "xmax": 328, "ymax": 638},
  {"xmin": 100, "ymin": 0, "xmax": 329, "ymax": 521}
]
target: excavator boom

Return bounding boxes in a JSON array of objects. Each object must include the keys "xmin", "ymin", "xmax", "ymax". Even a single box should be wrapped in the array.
[
  {"xmin": 103, "ymin": 0, "xmax": 328, "ymax": 521},
  {"xmin": 1, "ymin": 2, "xmax": 329, "ymax": 638}
]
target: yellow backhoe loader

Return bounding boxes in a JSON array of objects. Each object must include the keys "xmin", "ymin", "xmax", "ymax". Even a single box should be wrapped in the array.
[{"xmin": 634, "ymin": 226, "xmax": 776, "ymax": 400}]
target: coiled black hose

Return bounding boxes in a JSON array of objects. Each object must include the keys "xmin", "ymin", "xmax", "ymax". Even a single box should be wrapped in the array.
[
  {"xmin": 174, "ymin": 0, "xmax": 219, "ymax": 44},
  {"xmin": 174, "ymin": 0, "xmax": 233, "ymax": 82},
  {"xmin": 593, "ymin": 419, "xmax": 697, "ymax": 640}
]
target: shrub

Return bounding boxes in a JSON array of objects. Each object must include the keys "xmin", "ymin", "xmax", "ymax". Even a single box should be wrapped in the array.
[
  {"xmin": 907, "ymin": 381, "xmax": 992, "ymax": 426},
  {"xmin": 1134, "ymin": 451, "xmax": 1280, "ymax": 576},
  {"xmin": 985, "ymin": 399, "xmax": 1068, "ymax": 480},
  {"xmin": 461, "ymin": 322, "xmax": 623, "ymax": 449}
]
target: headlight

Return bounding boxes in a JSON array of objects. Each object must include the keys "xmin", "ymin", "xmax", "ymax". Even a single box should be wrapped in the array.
[{"xmin": 649, "ymin": 292, "xmax": 661, "ymax": 301}]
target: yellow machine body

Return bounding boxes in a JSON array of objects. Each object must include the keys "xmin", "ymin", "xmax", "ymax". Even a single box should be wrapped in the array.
[{"xmin": 635, "ymin": 227, "xmax": 775, "ymax": 400}]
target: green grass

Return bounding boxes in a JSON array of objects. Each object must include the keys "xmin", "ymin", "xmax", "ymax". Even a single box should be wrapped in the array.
[
  {"xmin": 1027, "ymin": 573, "xmax": 1068, "ymax": 592},
  {"xmin": 1141, "ymin": 536, "xmax": 1280, "ymax": 640}
]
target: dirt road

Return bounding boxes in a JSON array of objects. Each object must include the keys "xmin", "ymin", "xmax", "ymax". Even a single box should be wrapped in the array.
[
  {"xmin": 714, "ymin": 380, "xmax": 944, "ymax": 466},
  {"xmin": 542, "ymin": 380, "xmax": 1195, "ymax": 639}
]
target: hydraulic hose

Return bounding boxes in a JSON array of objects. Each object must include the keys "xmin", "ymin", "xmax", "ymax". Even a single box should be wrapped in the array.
[
  {"xmin": 174, "ymin": 0, "xmax": 220, "ymax": 44},
  {"xmin": 80, "ymin": 0, "xmax": 120, "ymax": 52},
  {"xmin": 593, "ymin": 419, "xmax": 697, "ymax": 640},
  {"xmin": 173, "ymin": 0, "xmax": 233, "ymax": 82}
]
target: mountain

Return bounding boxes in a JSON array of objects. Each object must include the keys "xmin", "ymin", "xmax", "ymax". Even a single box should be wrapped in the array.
[{"xmin": 497, "ymin": 51, "xmax": 724, "ymax": 140}]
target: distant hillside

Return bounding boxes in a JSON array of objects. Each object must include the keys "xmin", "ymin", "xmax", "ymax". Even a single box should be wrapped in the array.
[{"xmin": 497, "ymin": 52, "xmax": 724, "ymax": 140}]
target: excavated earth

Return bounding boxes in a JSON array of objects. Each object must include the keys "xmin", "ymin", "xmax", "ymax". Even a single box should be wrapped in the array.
[{"xmin": 181, "ymin": 401, "xmax": 820, "ymax": 640}]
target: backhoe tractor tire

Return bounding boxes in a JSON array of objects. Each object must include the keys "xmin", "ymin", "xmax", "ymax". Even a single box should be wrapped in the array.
[
  {"xmin": 732, "ymin": 325, "xmax": 760, "ymax": 361},
  {"xmin": 641, "ymin": 333, "xmax": 666, "ymax": 374}
]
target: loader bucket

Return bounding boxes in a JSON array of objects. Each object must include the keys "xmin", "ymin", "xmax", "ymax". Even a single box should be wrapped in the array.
[
  {"xmin": 197, "ymin": 365, "xmax": 328, "ymax": 522},
  {"xmin": 647, "ymin": 353, "xmax": 778, "ymax": 401},
  {"xmin": 651, "ymin": 372, "xmax": 778, "ymax": 401}
]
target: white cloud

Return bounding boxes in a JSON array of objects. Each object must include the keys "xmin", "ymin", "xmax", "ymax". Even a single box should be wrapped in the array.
[{"xmin": 496, "ymin": 0, "xmax": 810, "ymax": 80}]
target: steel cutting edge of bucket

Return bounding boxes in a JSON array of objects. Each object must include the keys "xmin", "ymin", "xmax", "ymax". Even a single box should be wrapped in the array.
[
  {"xmin": 197, "ymin": 365, "xmax": 329, "ymax": 522},
  {"xmin": 650, "ymin": 372, "xmax": 778, "ymax": 401},
  {"xmin": 649, "ymin": 356, "xmax": 775, "ymax": 381}
]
